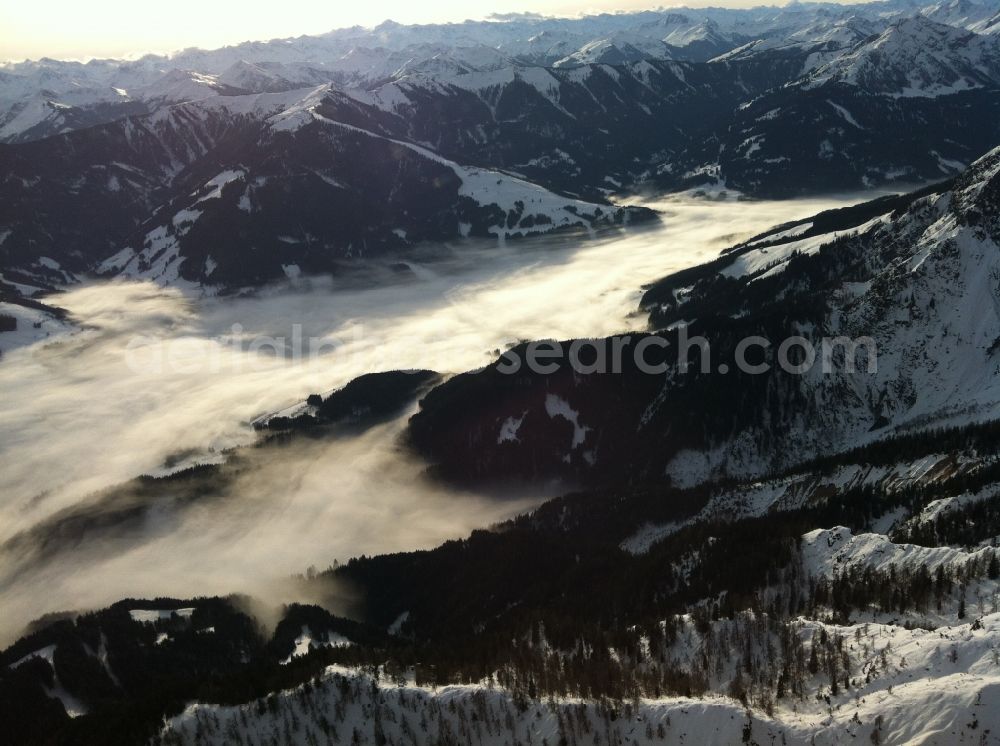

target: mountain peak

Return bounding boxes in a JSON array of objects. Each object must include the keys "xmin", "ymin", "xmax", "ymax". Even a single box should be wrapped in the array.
[{"xmin": 804, "ymin": 13, "xmax": 1000, "ymax": 95}]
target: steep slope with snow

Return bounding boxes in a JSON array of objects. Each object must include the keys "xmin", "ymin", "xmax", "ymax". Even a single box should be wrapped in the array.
[
  {"xmin": 806, "ymin": 15, "xmax": 1000, "ymax": 96},
  {"xmin": 0, "ymin": 99, "xmax": 261, "ymax": 281},
  {"xmin": 718, "ymin": 83, "xmax": 1000, "ymax": 195},
  {"xmin": 101, "ymin": 98, "xmax": 651, "ymax": 287},
  {"xmin": 0, "ymin": 78, "xmax": 660, "ymax": 289},
  {"xmin": 712, "ymin": 17, "xmax": 881, "ymax": 75},
  {"xmin": 657, "ymin": 149, "xmax": 1000, "ymax": 479},
  {"xmin": 710, "ymin": 16, "xmax": 1000, "ymax": 195},
  {"xmin": 405, "ymin": 148, "xmax": 1000, "ymax": 488}
]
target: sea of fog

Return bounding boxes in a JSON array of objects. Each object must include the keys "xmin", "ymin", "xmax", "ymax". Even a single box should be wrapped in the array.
[{"xmin": 0, "ymin": 194, "xmax": 861, "ymax": 644}]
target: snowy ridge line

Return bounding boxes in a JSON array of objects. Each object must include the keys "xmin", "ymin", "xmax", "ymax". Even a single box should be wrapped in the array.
[
  {"xmin": 5, "ymin": 2, "xmax": 1000, "ymax": 144},
  {"xmin": 622, "ymin": 453, "xmax": 984, "ymax": 555},
  {"xmin": 161, "ymin": 614, "xmax": 1000, "ymax": 746},
  {"xmin": 802, "ymin": 526, "xmax": 997, "ymax": 578}
]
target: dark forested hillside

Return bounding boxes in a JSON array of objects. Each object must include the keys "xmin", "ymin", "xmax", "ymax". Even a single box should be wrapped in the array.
[{"xmin": 9, "ymin": 411, "xmax": 1000, "ymax": 744}]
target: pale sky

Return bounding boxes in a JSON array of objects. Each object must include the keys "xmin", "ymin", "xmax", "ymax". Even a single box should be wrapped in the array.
[{"xmin": 0, "ymin": 0, "xmax": 806, "ymax": 62}]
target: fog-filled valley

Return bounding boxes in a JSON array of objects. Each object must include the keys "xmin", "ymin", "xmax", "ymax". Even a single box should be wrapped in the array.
[
  {"xmin": 0, "ymin": 195, "xmax": 858, "ymax": 646},
  {"xmin": 12, "ymin": 1, "xmax": 1000, "ymax": 742}
]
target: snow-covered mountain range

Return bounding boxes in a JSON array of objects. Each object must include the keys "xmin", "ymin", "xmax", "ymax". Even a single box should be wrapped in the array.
[
  {"xmin": 6, "ymin": 1, "xmax": 1000, "ymax": 295},
  {"xmin": 4, "ymin": 1, "xmax": 1000, "ymax": 144},
  {"xmin": 804, "ymin": 13, "xmax": 1000, "ymax": 94}
]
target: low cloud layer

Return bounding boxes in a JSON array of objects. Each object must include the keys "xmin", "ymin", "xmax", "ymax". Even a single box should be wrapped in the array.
[{"xmin": 0, "ymin": 194, "xmax": 855, "ymax": 644}]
